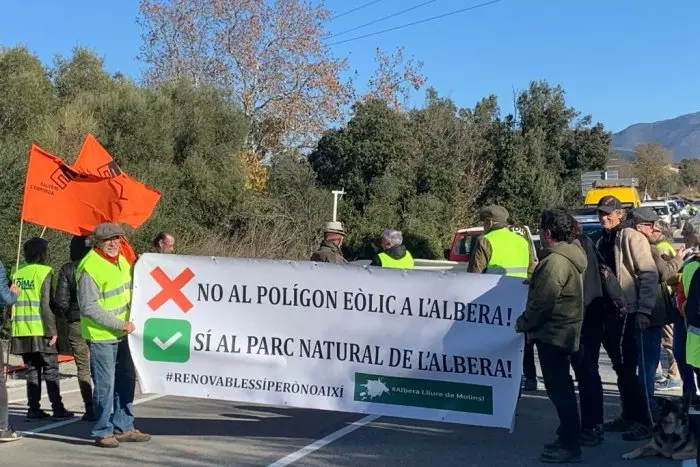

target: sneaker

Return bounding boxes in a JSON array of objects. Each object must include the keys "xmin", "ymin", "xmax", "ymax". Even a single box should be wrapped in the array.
[
  {"xmin": 0, "ymin": 429, "xmax": 22, "ymax": 443},
  {"xmin": 522, "ymin": 378, "xmax": 538, "ymax": 391},
  {"xmin": 656, "ymin": 378, "xmax": 682, "ymax": 391},
  {"xmin": 25, "ymin": 410, "xmax": 51, "ymax": 422},
  {"xmin": 95, "ymin": 435, "xmax": 119, "ymax": 448},
  {"xmin": 114, "ymin": 429, "xmax": 151, "ymax": 443},
  {"xmin": 603, "ymin": 417, "xmax": 632, "ymax": 432},
  {"xmin": 621, "ymin": 422, "xmax": 652, "ymax": 441},
  {"xmin": 580, "ymin": 426, "xmax": 603, "ymax": 446},
  {"xmin": 541, "ymin": 447, "xmax": 582, "ymax": 463},
  {"xmin": 52, "ymin": 409, "xmax": 75, "ymax": 421}
]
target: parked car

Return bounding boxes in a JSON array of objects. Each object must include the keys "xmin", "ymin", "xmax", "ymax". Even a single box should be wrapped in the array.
[{"xmin": 641, "ymin": 200, "xmax": 673, "ymax": 225}]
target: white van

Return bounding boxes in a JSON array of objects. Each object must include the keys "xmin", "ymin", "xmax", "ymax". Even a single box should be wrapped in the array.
[{"xmin": 641, "ymin": 200, "xmax": 673, "ymax": 225}]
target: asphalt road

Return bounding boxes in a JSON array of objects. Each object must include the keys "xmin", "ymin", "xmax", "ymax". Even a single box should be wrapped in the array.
[{"xmin": 0, "ymin": 351, "xmax": 683, "ymax": 467}]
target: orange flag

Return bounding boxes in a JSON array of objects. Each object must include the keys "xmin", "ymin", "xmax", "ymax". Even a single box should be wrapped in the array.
[
  {"xmin": 73, "ymin": 134, "xmax": 160, "ymax": 264},
  {"xmin": 21, "ymin": 145, "xmax": 159, "ymax": 237},
  {"xmin": 73, "ymin": 134, "xmax": 161, "ymax": 227}
]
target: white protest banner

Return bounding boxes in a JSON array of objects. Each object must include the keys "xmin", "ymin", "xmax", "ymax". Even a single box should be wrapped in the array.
[{"xmin": 129, "ymin": 253, "xmax": 527, "ymax": 430}]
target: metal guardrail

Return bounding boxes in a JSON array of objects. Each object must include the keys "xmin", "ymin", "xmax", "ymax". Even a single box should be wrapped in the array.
[{"xmin": 351, "ymin": 259, "xmax": 467, "ymax": 272}]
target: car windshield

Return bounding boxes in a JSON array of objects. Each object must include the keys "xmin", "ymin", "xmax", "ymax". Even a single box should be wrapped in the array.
[
  {"xmin": 650, "ymin": 206, "xmax": 670, "ymax": 216},
  {"xmin": 581, "ymin": 223, "xmax": 603, "ymax": 243}
]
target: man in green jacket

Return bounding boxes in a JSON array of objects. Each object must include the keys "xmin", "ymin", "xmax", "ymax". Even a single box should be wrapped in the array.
[
  {"xmin": 516, "ymin": 209, "xmax": 587, "ymax": 463},
  {"xmin": 310, "ymin": 222, "xmax": 346, "ymax": 264}
]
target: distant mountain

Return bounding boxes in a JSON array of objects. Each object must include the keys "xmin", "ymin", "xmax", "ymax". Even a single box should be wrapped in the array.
[{"xmin": 612, "ymin": 111, "xmax": 700, "ymax": 161}]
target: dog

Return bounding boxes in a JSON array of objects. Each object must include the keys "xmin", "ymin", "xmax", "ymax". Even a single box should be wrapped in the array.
[{"xmin": 622, "ymin": 395, "xmax": 697, "ymax": 461}]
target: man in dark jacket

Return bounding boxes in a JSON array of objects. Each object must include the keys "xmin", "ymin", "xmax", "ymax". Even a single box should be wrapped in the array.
[
  {"xmin": 630, "ymin": 208, "xmax": 685, "ymax": 418},
  {"xmin": 54, "ymin": 235, "xmax": 95, "ymax": 421},
  {"xmin": 568, "ymin": 217, "xmax": 608, "ymax": 447},
  {"xmin": 516, "ymin": 209, "xmax": 587, "ymax": 463},
  {"xmin": 369, "ymin": 229, "xmax": 414, "ymax": 269},
  {"xmin": 310, "ymin": 222, "xmax": 346, "ymax": 264},
  {"xmin": 0, "ymin": 259, "xmax": 21, "ymax": 442}
]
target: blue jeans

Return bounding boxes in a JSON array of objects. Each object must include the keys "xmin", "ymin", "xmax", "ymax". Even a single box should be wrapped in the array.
[
  {"xmin": 89, "ymin": 339, "xmax": 136, "ymax": 439},
  {"xmin": 672, "ymin": 312, "xmax": 697, "ymax": 396},
  {"xmin": 637, "ymin": 326, "xmax": 662, "ymax": 413}
]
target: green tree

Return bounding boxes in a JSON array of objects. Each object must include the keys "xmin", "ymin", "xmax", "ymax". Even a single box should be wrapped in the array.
[
  {"xmin": 633, "ymin": 143, "xmax": 672, "ymax": 198},
  {"xmin": 680, "ymin": 159, "xmax": 700, "ymax": 189}
]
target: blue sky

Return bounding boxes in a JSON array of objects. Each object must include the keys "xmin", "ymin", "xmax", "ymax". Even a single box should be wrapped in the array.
[{"xmin": 1, "ymin": 0, "xmax": 698, "ymax": 133}]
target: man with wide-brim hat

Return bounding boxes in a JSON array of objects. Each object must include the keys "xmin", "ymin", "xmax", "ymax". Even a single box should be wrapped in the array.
[
  {"xmin": 310, "ymin": 221, "xmax": 347, "ymax": 264},
  {"xmin": 76, "ymin": 222, "xmax": 151, "ymax": 448}
]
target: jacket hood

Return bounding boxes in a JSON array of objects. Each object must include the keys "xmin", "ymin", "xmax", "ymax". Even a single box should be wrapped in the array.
[
  {"xmin": 548, "ymin": 241, "xmax": 587, "ymax": 273},
  {"xmin": 383, "ymin": 245, "xmax": 407, "ymax": 260}
]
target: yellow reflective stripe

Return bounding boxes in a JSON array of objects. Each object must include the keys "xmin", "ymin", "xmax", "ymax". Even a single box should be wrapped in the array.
[
  {"xmin": 102, "ymin": 281, "xmax": 132, "ymax": 299},
  {"xmin": 105, "ymin": 304, "xmax": 130, "ymax": 317}
]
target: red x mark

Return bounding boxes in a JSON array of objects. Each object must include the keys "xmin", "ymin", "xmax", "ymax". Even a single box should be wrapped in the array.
[{"xmin": 148, "ymin": 267, "xmax": 195, "ymax": 313}]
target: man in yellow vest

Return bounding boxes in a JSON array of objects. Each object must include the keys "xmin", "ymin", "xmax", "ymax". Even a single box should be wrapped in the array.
[
  {"xmin": 370, "ymin": 229, "xmax": 415, "ymax": 269},
  {"xmin": 677, "ymin": 218, "xmax": 700, "ymax": 400},
  {"xmin": 10, "ymin": 237, "xmax": 74, "ymax": 421},
  {"xmin": 76, "ymin": 223, "xmax": 150, "ymax": 448},
  {"xmin": 468, "ymin": 205, "xmax": 537, "ymax": 389}
]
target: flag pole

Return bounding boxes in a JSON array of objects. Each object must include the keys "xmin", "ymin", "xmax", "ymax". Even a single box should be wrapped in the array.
[
  {"xmin": 15, "ymin": 220, "xmax": 24, "ymax": 270},
  {"xmin": 39, "ymin": 226, "xmax": 47, "ymax": 238}
]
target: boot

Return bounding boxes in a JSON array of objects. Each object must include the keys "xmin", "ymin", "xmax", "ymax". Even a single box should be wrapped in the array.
[{"xmin": 79, "ymin": 381, "xmax": 96, "ymax": 421}]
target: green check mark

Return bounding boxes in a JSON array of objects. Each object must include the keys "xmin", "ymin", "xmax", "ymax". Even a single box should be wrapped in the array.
[{"xmin": 143, "ymin": 318, "xmax": 192, "ymax": 363}]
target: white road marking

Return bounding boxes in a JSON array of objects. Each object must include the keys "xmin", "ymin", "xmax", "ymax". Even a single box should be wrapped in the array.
[
  {"xmin": 266, "ymin": 414, "xmax": 380, "ymax": 467},
  {"xmin": 22, "ymin": 394, "xmax": 164, "ymax": 436},
  {"xmin": 8, "ymin": 388, "xmax": 81, "ymax": 406},
  {"xmin": 153, "ymin": 332, "xmax": 183, "ymax": 350}
]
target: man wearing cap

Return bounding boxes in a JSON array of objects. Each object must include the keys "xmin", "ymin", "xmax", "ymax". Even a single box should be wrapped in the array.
[
  {"xmin": 76, "ymin": 223, "xmax": 150, "ymax": 448},
  {"xmin": 596, "ymin": 196, "xmax": 657, "ymax": 440},
  {"xmin": 310, "ymin": 221, "xmax": 346, "ymax": 264},
  {"xmin": 468, "ymin": 205, "xmax": 537, "ymax": 390},
  {"xmin": 630, "ymin": 207, "xmax": 685, "ymax": 418}
]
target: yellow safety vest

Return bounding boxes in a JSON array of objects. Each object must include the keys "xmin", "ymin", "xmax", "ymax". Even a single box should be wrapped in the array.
[
  {"xmin": 656, "ymin": 241, "xmax": 676, "ymax": 257},
  {"xmin": 378, "ymin": 251, "xmax": 415, "ymax": 269},
  {"xmin": 11, "ymin": 264, "xmax": 51, "ymax": 337},
  {"xmin": 75, "ymin": 250, "xmax": 132, "ymax": 341},
  {"xmin": 483, "ymin": 228, "xmax": 530, "ymax": 278},
  {"xmin": 684, "ymin": 257, "xmax": 700, "ymax": 368}
]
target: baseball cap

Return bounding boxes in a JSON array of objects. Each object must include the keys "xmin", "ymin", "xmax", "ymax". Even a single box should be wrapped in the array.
[{"xmin": 597, "ymin": 195, "xmax": 623, "ymax": 214}]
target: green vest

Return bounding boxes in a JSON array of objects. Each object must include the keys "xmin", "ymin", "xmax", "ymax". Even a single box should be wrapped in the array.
[
  {"xmin": 687, "ymin": 327, "xmax": 700, "ymax": 368},
  {"xmin": 483, "ymin": 228, "xmax": 530, "ymax": 278},
  {"xmin": 378, "ymin": 250, "xmax": 415, "ymax": 269},
  {"xmin": 11, "ymin": 264, "xmax": 52, "ymax": 337},
  {"xmin": 75, "ymin": 249, "xmax": 132, "ymax": 341},
  {"xmin": 682, "ymin": 260, "xmax": 700, "ymax": 298}
]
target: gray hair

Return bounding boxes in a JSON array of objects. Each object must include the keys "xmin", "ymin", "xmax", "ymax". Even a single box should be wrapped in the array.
[
  {"xmin": 683, "ymin": 218, "xmax": 700, "ymax": 236},
  {"xmin": 381, "ymin": 229, "xmax": 403, "ymax": 247}
]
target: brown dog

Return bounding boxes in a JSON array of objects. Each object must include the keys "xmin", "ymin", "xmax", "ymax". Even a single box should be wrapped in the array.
[{"xmin": 622, "ymin": 396, "xmax": 696, "ymax": 461}]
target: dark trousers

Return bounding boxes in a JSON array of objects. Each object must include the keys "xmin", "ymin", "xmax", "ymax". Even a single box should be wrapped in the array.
[
  {"xmin": 637, "ymin": 326, "xmax": 662, "ymax": 413},
  {"xmin": 523, "ymin": 340, "xmax": 537, "ymax": 380},
  {"xmin": 672, "ymin": 312, "xmax": 697, "ymax": 396},
  {"xmin": 537, "ymin": 341, "xmax": 581, "ymax": 451},
  {"xmin": 571, "ymin": 331, "xmax": 604, "ymax": 430},
  {"xmin": 22, "ymin": 352, "xmax": 64, "ymax": 413},
  {"xmin": 0, "ymin": 341, "xmax": 8, "ymax": 430},
  {"xmin": 68, "ymin": 321, "xmax": 93, "ymax": 413},
  {"xmin": 602, "ymin": 313, "xmax": 651, "ymax": 425}
]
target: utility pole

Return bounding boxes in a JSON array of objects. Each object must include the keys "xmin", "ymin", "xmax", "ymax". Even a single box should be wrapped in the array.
[{"xmin": 331, "ymin": 189, "xmax": 345, "ymax": 222}]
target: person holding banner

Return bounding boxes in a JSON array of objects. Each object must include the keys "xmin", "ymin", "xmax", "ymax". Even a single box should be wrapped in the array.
[
  {"xmin": 151, "ymin": 232, "xmax": 175, "ymax": 254},
  {"xmin": 468, "ymin": 205, "xmax": 539, "ymax": 391},
  {"xmin": 0, "ymin": 259, "xmax": 22, "ymax": 442},
  {"xmin": 515, "ymin": 209, "xmax": 587, "ymax": 463},
  {"xmin": 10, "ymin": 237, "xmax": 74, "ymax": 422},
  {"xmin": 76, "ymin": 223, "xmax": 150, "ymax": 448}
]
